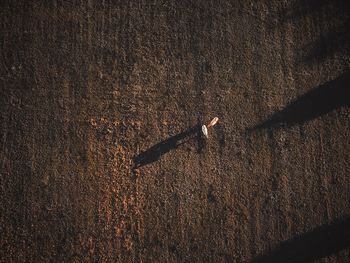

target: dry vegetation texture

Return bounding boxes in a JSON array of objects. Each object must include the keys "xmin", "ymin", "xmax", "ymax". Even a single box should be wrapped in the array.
[{"xmin": 1, "ymin": 0, "xmax": 350, "ymax": 262}]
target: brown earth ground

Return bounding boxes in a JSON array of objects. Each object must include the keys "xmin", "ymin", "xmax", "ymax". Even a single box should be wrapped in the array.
[{"xmin": 1, "ymin": 0, "xmax": 350, "ymax": 262}]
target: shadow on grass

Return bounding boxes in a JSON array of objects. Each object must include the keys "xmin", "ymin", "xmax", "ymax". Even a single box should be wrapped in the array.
[
  {"xmin": 277, "ymin": 0, "xmax": 350, "ymax": 24},
  {"xmin": 134, "ymin": 124, "xmax": 204, "ymax": 168},
  {"xmin": 304, "ymin": 17, "xmax": 350, "ymax": 66},
  {"xmin": 250, "ymin": 217, "xmax": 350, "ymax": 263},
  {"xmin": 248, "ymin": 72, "xmax": 350, "ymax": 131},
  {"xmin": 274, "ymin": 0, "xmax": 350, "ymax": 65}
]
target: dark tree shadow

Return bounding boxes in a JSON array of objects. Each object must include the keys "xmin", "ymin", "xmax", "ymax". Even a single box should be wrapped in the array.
[
  {"xmin": 134, "ymin": 124, "xmax": 204, "ymax": 168},
  {"xmin": 276, "ymin": 0, "xmax": 350, "ymax": 24},
  {"xmin": 304, "ymin": 17, "xmax": 350, "ymax": 65},
  {"xmin": 250, "ymin": 217, "xmax": 350, "ymax": 263},
  {"xmin": 248, "ymin": 72, "xmax": 350, "ymax": 131},
  {"xmin": 268, "ymin": 0, "xmax": 350, "ymax": 65}
]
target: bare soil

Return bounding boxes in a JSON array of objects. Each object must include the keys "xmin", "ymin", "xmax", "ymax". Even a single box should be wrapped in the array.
[{"xmin": 1, "ymin": 0, "xmax": 350, "ymax": 262}]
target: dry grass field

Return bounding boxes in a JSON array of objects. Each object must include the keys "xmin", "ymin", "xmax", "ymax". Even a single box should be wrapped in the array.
[{"xmin": 1, "ymin": 0, "xmax": 350, "ymax": 262}]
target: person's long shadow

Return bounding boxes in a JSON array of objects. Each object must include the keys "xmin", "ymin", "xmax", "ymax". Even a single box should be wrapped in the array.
[
  {"xmin": 134, "ymin": 124, "xmax": 204, "ymax": 168},
  {"xmin": 250, "ymin": 216, "xmax": 350, "ymax": 263},
  {"xmin": 248, "ymin": 72, "xmax": 350, "ymax": 131}
]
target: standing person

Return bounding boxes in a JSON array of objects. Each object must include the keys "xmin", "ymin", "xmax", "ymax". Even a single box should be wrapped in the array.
[{"xmin": 202, "ymin": 117, "xmax": 219, "ymax": 138}]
